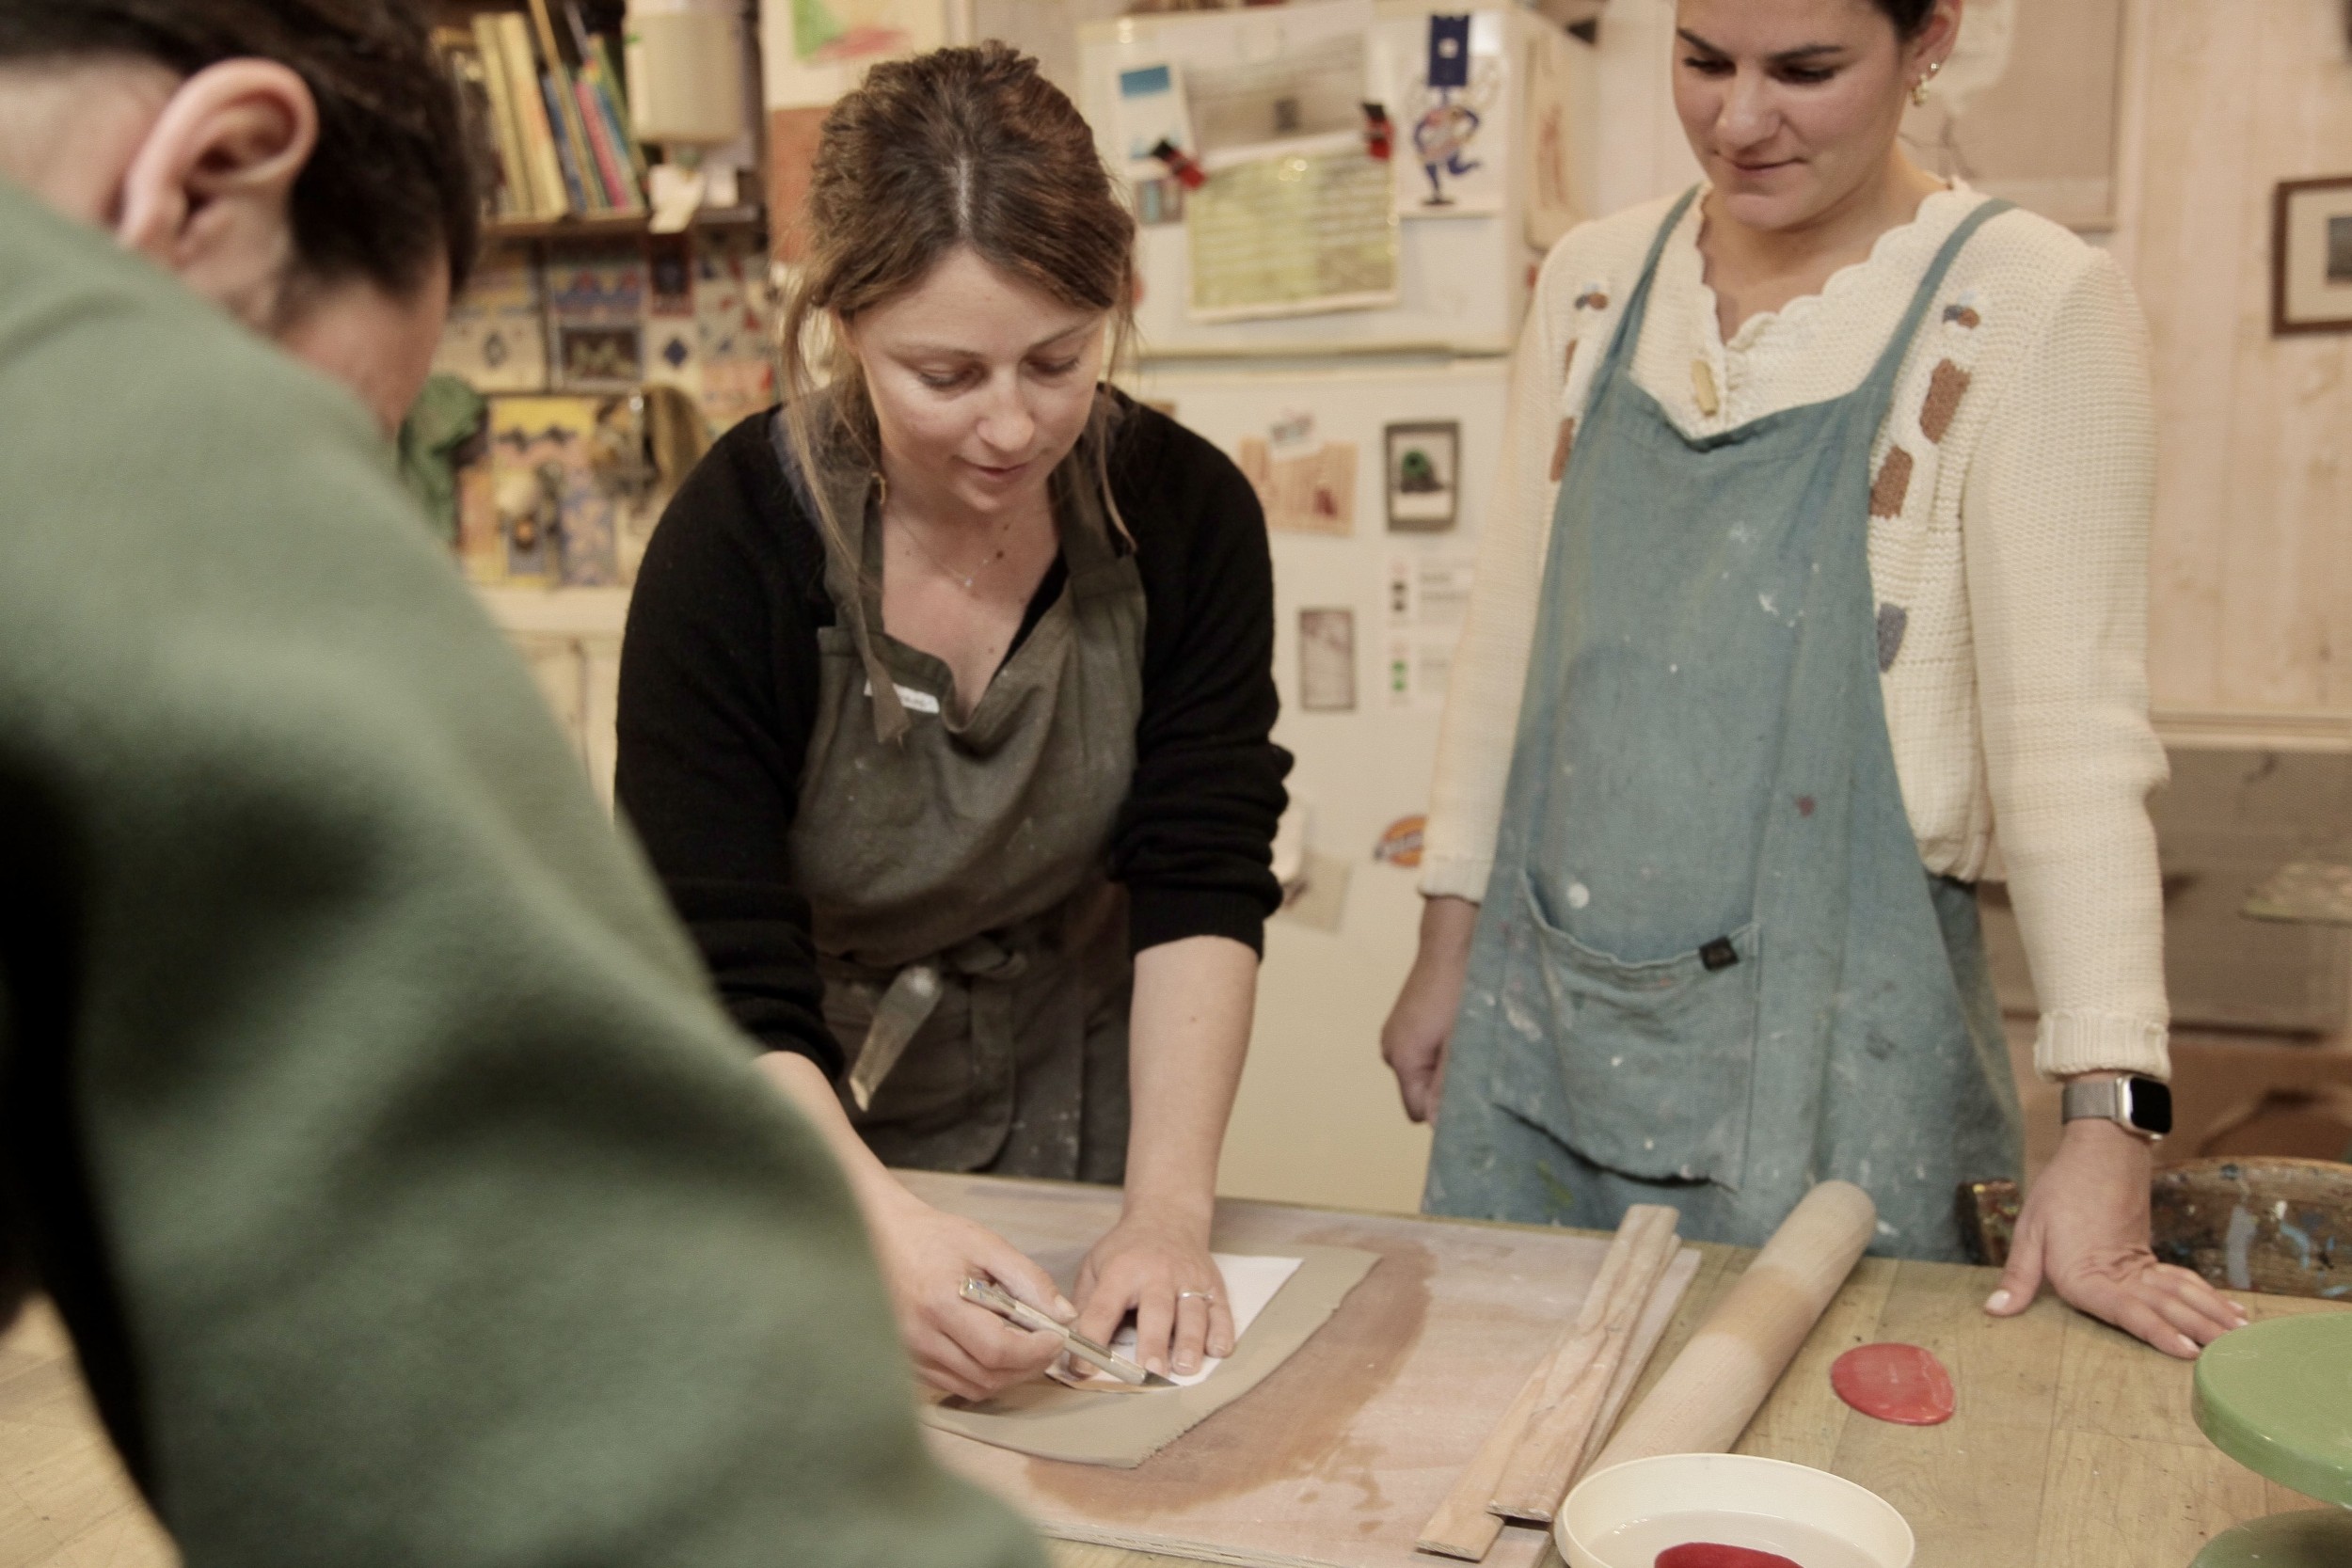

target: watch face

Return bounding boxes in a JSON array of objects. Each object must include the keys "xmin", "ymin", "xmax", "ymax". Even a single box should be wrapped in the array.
[{"xmin": 2127, "ymin": 1078, "xmax": 2173, "ymax": 1136}]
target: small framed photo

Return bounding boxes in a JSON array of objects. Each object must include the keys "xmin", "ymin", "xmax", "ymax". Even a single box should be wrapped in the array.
[
  {"xmin": 1384, "ymin": 420, "xmax": 1460, "ymax": 532},
  {"xmin": 2272, "ymin": 176, "xmax": 2352, "ymax": 336}
]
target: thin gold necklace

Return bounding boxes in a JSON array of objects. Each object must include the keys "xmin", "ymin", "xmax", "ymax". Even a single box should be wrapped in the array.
[{"xmin": 880, "ymin": 473, "xmax": 1020, "ymax": 595}]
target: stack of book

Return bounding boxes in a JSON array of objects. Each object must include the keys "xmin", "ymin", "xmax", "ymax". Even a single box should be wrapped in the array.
[{"xmin": 437, "ymin": 1, "xmax": 649, "ymax": 224}]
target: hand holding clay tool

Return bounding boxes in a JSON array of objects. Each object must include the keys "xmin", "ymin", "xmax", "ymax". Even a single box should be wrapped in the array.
[
  {"xmin": 1589, "ymin": 1180, "xmax": 1878, "ymax": 1471},
  {"xmin": 958, "ymin": 1277, "xmax": 1168, "ymax": 1387}
]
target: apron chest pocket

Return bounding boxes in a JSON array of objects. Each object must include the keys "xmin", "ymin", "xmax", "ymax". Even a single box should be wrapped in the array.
[{"xmin": 1505, "ymin": 871, "xmax": 1759, "ymax": 1186}]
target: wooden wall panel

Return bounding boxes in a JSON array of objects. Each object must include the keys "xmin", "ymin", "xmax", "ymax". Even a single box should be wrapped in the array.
[{"xmin": 2131, "ymin": 0, "xmax": 2352, "ymax": 719}]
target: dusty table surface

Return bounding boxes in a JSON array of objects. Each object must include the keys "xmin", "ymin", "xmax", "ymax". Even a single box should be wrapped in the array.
[{"xmin": 0, "ymin": 1219, "xmax": 2342, "ymax": 1568}]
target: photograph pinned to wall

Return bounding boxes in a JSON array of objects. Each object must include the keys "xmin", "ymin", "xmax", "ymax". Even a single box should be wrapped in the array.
[
  {"xmin": 434, "ymin": 244, "xmax": 548, "ymax": 393},
  {"xmin": 1298, "ymin": 607, "xmax": 1358, "ymax": 712},
  {"xmin": 1116, "ymin": 61, "xmax": 1193, "ymax": 176},
  {"xmin": 1897, "ymin": 0, "xmax": 2122, "ymax": 230},
  {"xmin": 2273, "ymin": 176, "xmax": 2352, "ymax": 336},
  {"xmin": 1394, "ymin": 10, "xmax": 1507, "ymax": 216},
  {"xmin": 487, "ymin": 396, "xmax": 621, "ymax": 587},
  {"xmin": 1134, "ymin": 176, "xmax": 1186, "ymax": 228},
  {"xmin": 1384, "ymin": 420, "xmax": 1459, "ymax": 531},
  {"xmin": 790, "ymin": 0, "xmax": 937, "ymax": 67},
  {"xmin": 1239, "ymin": 411, "xmax": 1357, "ymax": 535}
]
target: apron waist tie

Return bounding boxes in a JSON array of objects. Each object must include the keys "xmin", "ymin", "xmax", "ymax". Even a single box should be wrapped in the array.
[{"xmin": 843, "ymin": 934, "xmax": 1033, "ymax": 1111}]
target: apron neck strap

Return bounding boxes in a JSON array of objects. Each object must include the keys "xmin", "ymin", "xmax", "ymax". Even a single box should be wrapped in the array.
[
  {"xmin": 1856, "ymin": 196, "xmax": 2014, "ymax": 401},
  {"xmin": 1597, "ymin": 184, "xmax": 1705, "ymax": 386},
  {"xmin": 769, "ymin": 408, "xmax": 913, "ymax": 746}
]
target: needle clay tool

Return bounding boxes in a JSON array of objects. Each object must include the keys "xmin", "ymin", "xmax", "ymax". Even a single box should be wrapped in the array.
[{"xmin": 958, "ymin": 1277, "xmax": 1168, "ymax": 1387}]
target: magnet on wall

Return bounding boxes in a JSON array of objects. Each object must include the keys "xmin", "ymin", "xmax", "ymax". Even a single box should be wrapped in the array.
[{"xmin": 1374, "ymin": 815, "xmax": 1426, "ymax": 869}]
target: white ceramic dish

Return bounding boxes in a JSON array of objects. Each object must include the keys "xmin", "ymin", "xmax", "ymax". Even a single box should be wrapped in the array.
[{"xmin": 1555, "ymin": 1453, "xmax": 1915, "ymax": 1568}]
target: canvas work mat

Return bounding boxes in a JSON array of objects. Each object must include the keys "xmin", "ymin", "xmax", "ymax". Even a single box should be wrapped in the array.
[{"xmin": 904, "ymin": 1171, "xmax": 1701, "ymax": 1568}]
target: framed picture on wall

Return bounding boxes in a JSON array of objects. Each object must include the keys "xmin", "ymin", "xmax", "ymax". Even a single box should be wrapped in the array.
[{"xmin": 2273, "ymin": 176, "xmax": 2352, "ymax": 336}]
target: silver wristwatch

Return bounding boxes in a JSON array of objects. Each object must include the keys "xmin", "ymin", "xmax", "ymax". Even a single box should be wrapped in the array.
[{"xmin": 2060, "ymin": 1075, "xmax": 2172, "ymax": 1141}]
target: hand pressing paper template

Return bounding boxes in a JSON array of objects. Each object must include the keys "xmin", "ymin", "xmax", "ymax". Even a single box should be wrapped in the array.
[
  {"xmin": 1051, "ymin": 1254, "xmax": 1307, "ymax": 1392},
  {"xmin": 922, "ymin": 1244, "xmax": 1378, "ymax": 1467}
]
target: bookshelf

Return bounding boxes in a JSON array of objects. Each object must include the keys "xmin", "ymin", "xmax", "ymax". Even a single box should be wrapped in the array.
[
  {"xmin": 483, "ymin": 204, "xmax": 765, "ymax": 244},
  {"xmin": 429, "ymin": 0, "xmax": 771, "ymax": 244}
]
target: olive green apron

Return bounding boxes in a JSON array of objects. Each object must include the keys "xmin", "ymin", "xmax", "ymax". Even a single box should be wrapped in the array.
[{"xmin": 771, "ymin": 408, "xmax": 1147, "ymax": 1180}]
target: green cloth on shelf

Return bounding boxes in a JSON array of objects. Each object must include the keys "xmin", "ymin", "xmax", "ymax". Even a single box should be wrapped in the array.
[{"xmin": 396, "ymin": 371, "xmax": 486, "ymax": 543}]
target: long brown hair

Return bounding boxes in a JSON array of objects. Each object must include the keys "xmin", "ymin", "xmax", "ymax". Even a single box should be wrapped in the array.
[{"xmin": 777, "ymin": 41, "xmax": 1137, "ymax": 566}]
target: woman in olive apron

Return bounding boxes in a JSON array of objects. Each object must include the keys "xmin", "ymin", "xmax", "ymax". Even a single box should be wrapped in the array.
[
  {"xmin": 617, "ymin": 47, "xmax": 1287, "ymax": 1399},
  {"xmin": 1386, "ymin": 0, "xmax": 2245, "ymax": 1357}
]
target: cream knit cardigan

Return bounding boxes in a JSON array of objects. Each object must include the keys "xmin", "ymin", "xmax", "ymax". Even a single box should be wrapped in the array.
[{"xmin": 1420, "ymin": 185, "xmax": 2170, "ymax": 1082}]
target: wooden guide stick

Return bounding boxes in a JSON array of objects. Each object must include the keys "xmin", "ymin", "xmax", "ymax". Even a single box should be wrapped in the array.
[
  {"xmin": 1414, "ymin": 1204, "xmax": 1680, "ymax": 1560},
  {"xmin": 1488, "ymin": 1207, "xmax": 1682, "ymax": 1522},
  {"xmin": 1587, "ymin": 1180, "xmax": 1877, "ymax": 1472}
]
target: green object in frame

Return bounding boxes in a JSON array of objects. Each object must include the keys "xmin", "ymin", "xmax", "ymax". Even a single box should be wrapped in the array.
[{"xmin": 2193, "ymin": 1312, "xmax": 2352, "ymax": 1505}]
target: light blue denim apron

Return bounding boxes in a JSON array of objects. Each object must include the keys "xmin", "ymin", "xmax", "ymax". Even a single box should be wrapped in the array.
[{"xmin": 1424, "ymin": 189, "xmax": 2024, "ymax": 1261}]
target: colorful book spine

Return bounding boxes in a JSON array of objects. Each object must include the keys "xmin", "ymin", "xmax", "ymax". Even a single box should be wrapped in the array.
[
  {"xmin": 497, "ymin": 12, "xmax": 570, "ymax": 217},
  {"xmin": 539, "ymin": 71, "xmax": 594, "ymax": 213},
  {"xmin": 528, "ymin": 0, "xmax": 608, "ymax": 213},
  {"xmin": 573, "ymin": 77, "xmax": 638, "ymax": 212},
  {"xmin": 588, "ymin": 38, "xmax": 650, "ymax": 182},
  {"xmin": 470, "ymin": 15, "xmax": 537, "ymax": 217}
]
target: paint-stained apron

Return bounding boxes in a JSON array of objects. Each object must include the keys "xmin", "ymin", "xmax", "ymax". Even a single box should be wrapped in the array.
[
  {"xmin": 773, "ymin": 410, "xmax": 1146, "ymax": 1180},
  {"xmin": 1424, "ymin": 191, "xmax": 2024, "ymax": 1259}
]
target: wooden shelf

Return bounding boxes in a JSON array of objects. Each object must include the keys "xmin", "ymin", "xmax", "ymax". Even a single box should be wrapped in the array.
[{"xmin": 482, "ymin": 205, "xmax": 766, "ymax": 244}]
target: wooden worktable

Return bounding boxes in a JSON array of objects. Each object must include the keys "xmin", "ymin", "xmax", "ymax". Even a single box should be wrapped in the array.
[{"xmin": 0, "ymin": 1222, "xmax": 2340, "ymax": 1568}]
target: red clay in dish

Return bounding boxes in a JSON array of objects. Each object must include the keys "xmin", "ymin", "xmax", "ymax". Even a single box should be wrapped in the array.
[
  {"xmin": 1829, "ymin": 1341, "xmax": 1956, "ymax": 1425},
  {"xmin": 1655, "ymin": 1546, "xmax": 1804, "ymax": 1568}
]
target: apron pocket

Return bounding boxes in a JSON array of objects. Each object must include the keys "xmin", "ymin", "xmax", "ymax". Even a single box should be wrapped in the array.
[{"xmin": 1514, "ymin": 872, "xmax": 1759, "ymax": 1186}]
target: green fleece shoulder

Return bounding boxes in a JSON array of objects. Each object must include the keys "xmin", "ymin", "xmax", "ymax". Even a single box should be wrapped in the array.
[{"xmin": 0, "ymin": 180, "xmax": 1042, "ymax": 1568}]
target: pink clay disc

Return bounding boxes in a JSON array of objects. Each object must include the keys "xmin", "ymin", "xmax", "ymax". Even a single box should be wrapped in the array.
[
  {"xmin": 1654, "ymin": 1546, "xmax": 1803, "ymax": 1568},
  {"xmin": 1830, "ymin": 1341, "xmax": 1956, "ymax": 1426}
]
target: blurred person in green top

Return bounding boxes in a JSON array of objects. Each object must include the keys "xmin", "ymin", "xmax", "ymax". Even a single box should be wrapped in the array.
[{"xmin": 0, "ymin": 4, "xmax": 1046, "ymax": 1566}]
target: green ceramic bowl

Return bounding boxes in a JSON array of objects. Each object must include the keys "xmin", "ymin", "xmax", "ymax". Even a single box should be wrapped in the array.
[{"xmin": 2193, "ymin": 1313, "xmax": 2352, "ymax": 1506}]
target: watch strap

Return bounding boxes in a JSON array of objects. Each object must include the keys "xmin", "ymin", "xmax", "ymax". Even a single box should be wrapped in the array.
[{"xmin": 2061, "ymin": 1078, "xmax": 2123, "ymax": 1125}]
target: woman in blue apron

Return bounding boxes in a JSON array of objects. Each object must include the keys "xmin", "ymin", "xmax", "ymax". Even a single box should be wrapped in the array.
[{"xmin": 1387, "ymin": 0, "xmax": 2245, "ymax": 1356}]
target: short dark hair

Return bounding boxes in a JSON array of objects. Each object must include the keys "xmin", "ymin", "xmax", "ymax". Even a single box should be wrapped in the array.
[
  {"xmin": 1867, "ymin": 0, "xmax": 1936, "ymax": 38},
  {"xmin": 0, "ymin": 1, "xmax": 478, "ymax": 295}
]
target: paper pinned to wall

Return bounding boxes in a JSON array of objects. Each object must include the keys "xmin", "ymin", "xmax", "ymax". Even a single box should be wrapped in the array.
[
  {"xmin": 1241, "ymin": 434, "xmax": 1359, "ymax": 534},
  {"xmin": 1187, "ymin": 150, "xmax": 1399, "ymax": 321},
  {"xmin": 1184, "ymin": 33, "xmax": 1366, "ymax": 166}
]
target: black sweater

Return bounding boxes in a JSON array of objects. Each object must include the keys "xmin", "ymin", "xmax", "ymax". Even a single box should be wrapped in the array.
[{"xmin": 615, "ymin": 404, "xmax": 1291, "ymax": 1075}]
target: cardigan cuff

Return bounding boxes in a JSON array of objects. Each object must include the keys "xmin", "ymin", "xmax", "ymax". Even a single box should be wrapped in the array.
[
  {"xmin": 2033, "ymin": 1007, "xmax": 2170, "ymax": 1083},
  {"xmin": 1417, "ymin": 851, "xmax": 1494, "ymax": 903},
  {"xmin": 1129, "ymin": 886, "xmax": 1268, "ymax": 958}
]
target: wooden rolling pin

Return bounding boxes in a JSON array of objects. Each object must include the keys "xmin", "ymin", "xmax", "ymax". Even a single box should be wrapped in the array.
[{"xmin": 1586, "ymin": 1180, "xmax": 1876, "ymax": 1470}]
